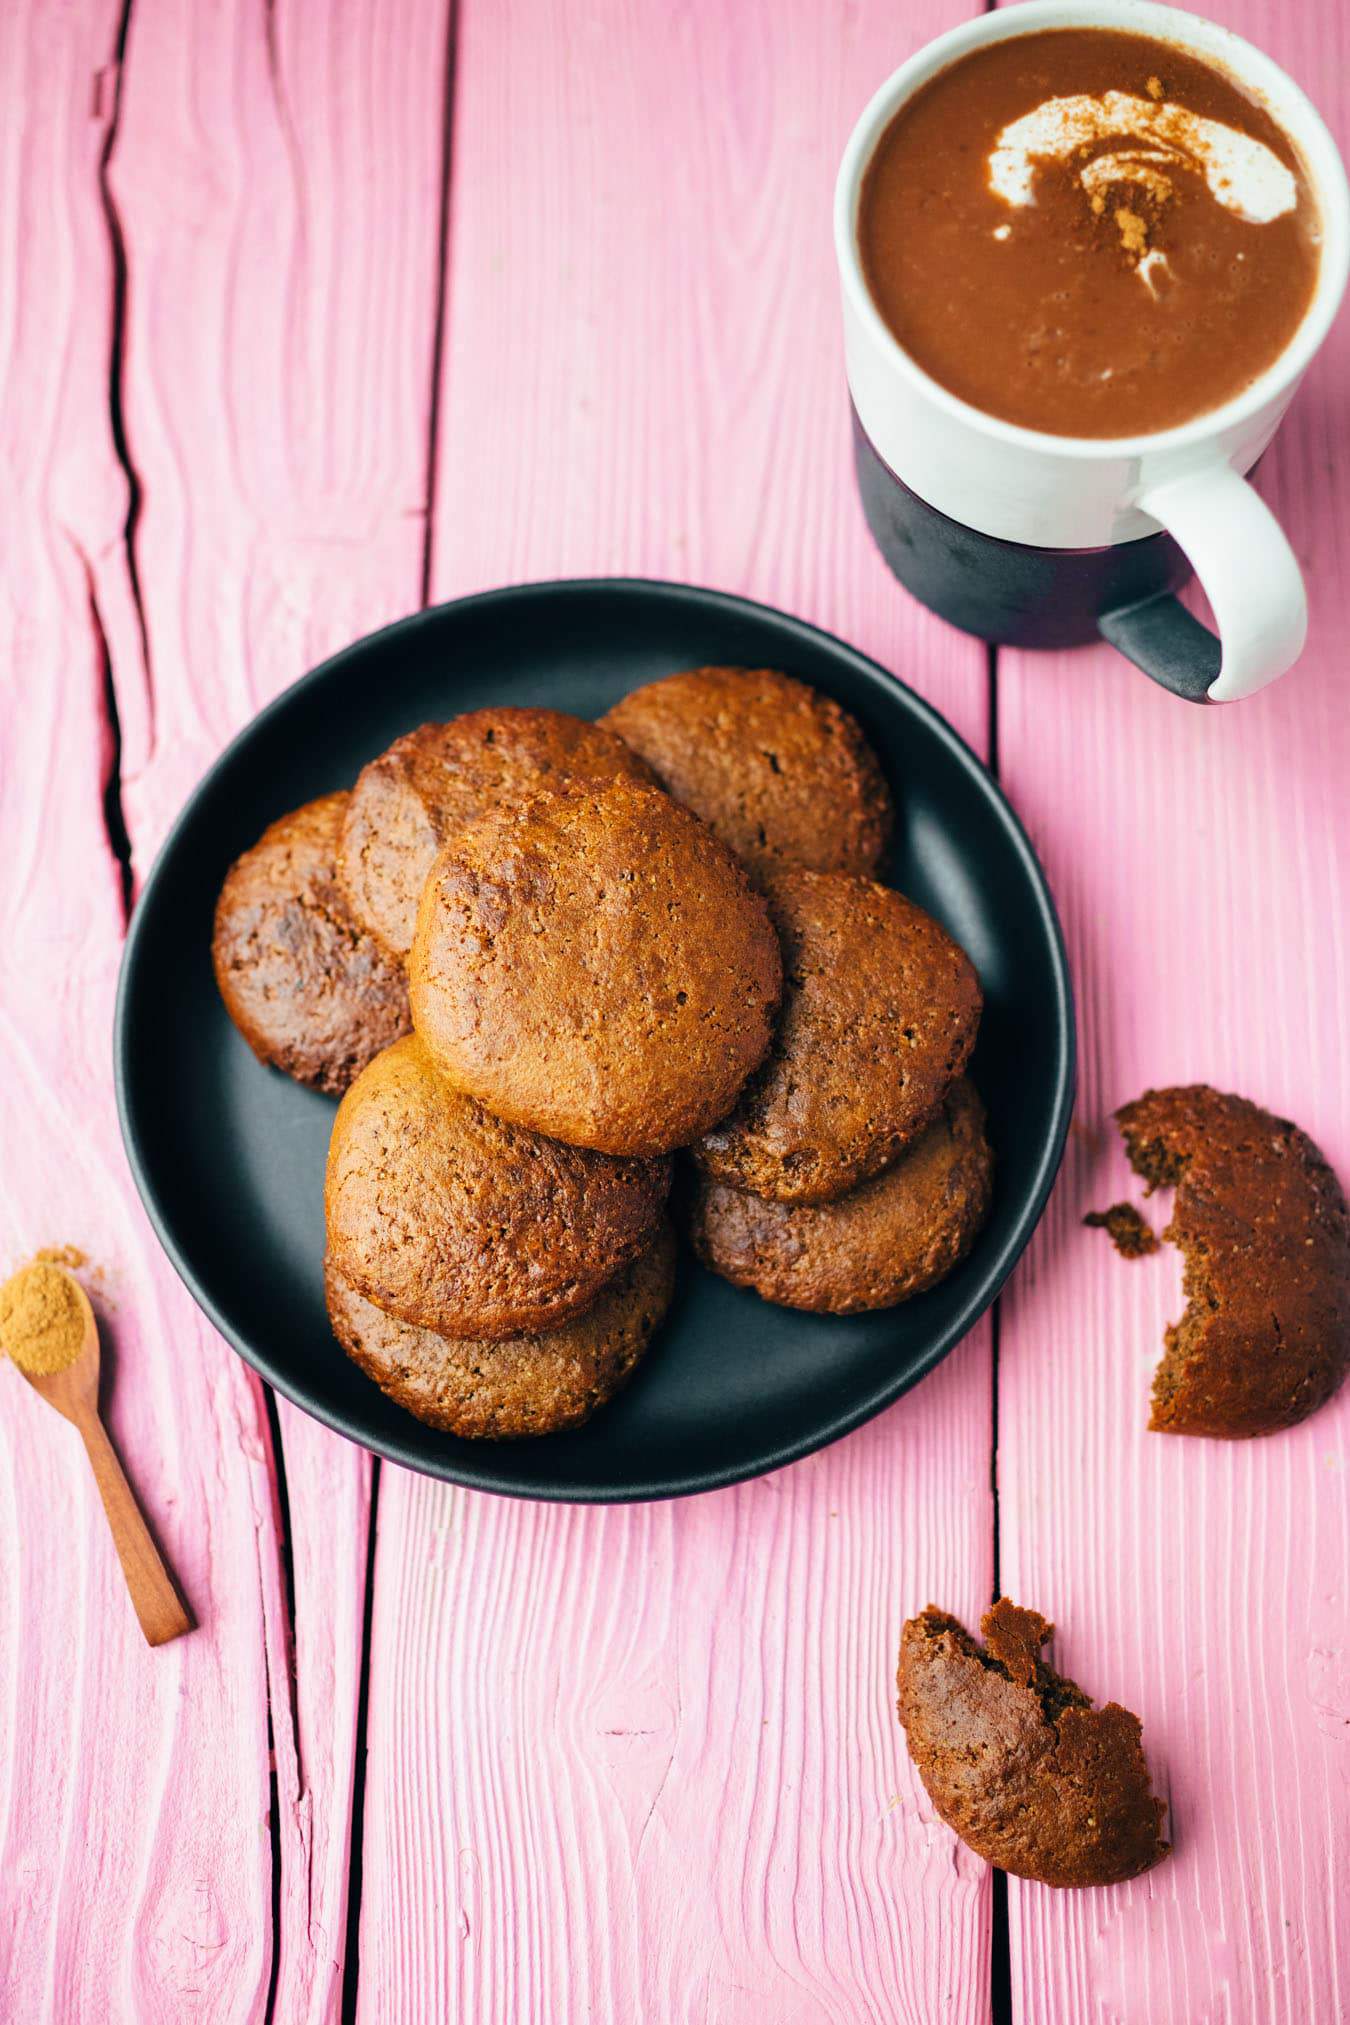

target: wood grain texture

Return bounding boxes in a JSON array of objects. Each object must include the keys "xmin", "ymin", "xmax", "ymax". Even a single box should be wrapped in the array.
[
  {"xmin": 0, "ymin": 5, "xmax": 283, "ymax": 2017},
  {"xmin": 362, "ymin": 1388, "xmax": 994, "ymax": 2025},
  {"xmin": 994, "ymin": 4, "xmax": 1350, "ymax": 2019},
  {"xmin": 361, "ymin": 2, "xmax": 995, "ymax": 2020},
  {"xmin": 104, "ymin": 0, "xmax": 453, "ymax": 2014},
  {"xmin": 0, "ymin": 0, "xmax": 448, "ymax": 2018}
]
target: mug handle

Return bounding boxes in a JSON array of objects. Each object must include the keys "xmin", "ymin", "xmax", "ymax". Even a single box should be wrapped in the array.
[{"xmin": 1098, "ymin": 462, "xmax": 1307, "ymax": 704}]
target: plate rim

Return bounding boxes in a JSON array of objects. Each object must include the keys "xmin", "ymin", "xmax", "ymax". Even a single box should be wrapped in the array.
[{"xmin": 114, "ymin": 576, "xmax": 1076, "ymax": 1502}]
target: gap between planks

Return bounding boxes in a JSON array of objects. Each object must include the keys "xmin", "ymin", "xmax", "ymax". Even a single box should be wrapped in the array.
[
  {"xmin": 95, "ymin": 0, "xmax": 151, "ymax": 910},
  {"xmin": 340, "ymin": 1460, "xmax": 383, "ymax": 2025},
  {"xmin": 94, "ymin": 0, "xmax": 299, "ymax": 2008},
  {"xmin": 985, "ymin": 637, "xmax": 1013, "ymax": 2025}
]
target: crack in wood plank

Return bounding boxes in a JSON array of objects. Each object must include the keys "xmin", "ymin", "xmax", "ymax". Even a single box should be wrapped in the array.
[
  {"xmin": 0, "ymin": 0, "xmax": 453, "ymax": 2015},
  {"xmin": 985, "ymin": 637, "xmax": 1011, "ymax": 2025},
  {"xmin": 340, "ymin": 1459, "xmax": 382, "ymax": 2025},
  {"xmin": 420, "ymin": 0, "xmax": 461, "ymax": 611},
  {"xmin": 95, "ymin": 0, "xmax": 154, "ymax": 822},
  {"xmin": 66, "ymin": 532, "xmax": 135, "ymax": 927},
  {"xmin": 94, "ymin": 12, "xmax": 306, "ymax": 2018},
  {"xmin": 0, "ymin": 1, "xmax": 279, "ymax": 2011}
]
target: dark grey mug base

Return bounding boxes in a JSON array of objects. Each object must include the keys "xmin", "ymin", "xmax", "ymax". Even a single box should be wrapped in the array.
[{"xmin": 852, "ymin": 408, "xmax": 1220, "ymax": 702}]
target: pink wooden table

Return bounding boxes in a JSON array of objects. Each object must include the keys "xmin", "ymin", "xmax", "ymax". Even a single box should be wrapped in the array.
[{"xmin": 2, "ymin": 1, "xmax": 1347, "ymax": 2018}]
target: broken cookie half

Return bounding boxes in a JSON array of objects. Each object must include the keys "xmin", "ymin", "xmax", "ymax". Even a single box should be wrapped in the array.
[
  {"xmin": 897, "ymin": 1598, "xmax": 1169, "ymax": 1888},
  {"xmin": 1115, "ymin": 1085, "xmax": 1350, "ymax": 1437}
]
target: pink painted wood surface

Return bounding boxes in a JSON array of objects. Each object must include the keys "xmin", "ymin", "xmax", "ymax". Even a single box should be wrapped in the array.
[
  {"xmin": 359, "ymin": 3, "xmax": 997, "ymax": 2021},
  {"xmin": 5, "ymin": 0, "xmax": 1350, "ymax": 2018},
  {"xmin": 994, "ymin": 4, "xmax": 1350, "ymax": 2020},
  {"xmin": 0, "ymin": 5, "xmax": 281, "ymax": 2018}
]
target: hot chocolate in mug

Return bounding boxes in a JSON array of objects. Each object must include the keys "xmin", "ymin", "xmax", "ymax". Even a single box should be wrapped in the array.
[{"xmin": 835, "ymin": 0, "xmax": 1350, "ymax": 701}]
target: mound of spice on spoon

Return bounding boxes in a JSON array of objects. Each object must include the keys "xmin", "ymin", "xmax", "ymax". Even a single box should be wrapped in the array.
[
  {"xmin": 0, "ymin": 1259, "xmax": 89, "ymax": 1375},
  {"xmin": 1, "ymin": 1253, "xmax": 191, "ymax": 1646}
]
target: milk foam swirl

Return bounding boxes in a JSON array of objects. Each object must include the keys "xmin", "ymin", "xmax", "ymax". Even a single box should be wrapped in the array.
[{"xmin": 989, "ymin": 91, "xmax": 1298, "ymax": 225}]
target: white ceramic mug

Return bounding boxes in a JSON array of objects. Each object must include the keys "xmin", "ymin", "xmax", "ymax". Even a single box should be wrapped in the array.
[{"xmin": 835, "ymin": 0, "xmax": 1350, "ymax": 701}]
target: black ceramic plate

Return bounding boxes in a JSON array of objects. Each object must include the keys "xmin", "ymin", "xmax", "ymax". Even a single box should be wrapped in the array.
[{"xmin": 115, "ymin": 581, "xmax": 1073, "ymax": 1502}]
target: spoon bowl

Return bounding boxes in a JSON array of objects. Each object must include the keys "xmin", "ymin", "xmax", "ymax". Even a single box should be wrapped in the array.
[{"xmin": 14, "ymin": 1272, "xmax": 100, "ymax": 1422}]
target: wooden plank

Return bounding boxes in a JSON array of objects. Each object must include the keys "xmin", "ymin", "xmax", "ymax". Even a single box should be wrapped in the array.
[
  {"xmin": 361, "ymin": 2, "xmax": 995, "ymax": 2020},
  {"xmin": 0, "ymin": 5, "xmax": 280, "ymax": 2018},
  {"xmin": 994, "ymin": 4, "xmax": 1350, "ymax": 2018},
  {"xmin": 0, "ymin": 0, "xmax": 448, "ymax": 2018}
]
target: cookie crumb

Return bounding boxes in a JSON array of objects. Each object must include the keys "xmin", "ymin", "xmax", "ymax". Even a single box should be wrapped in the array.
[{"xmin": 1084, "ymin": 1202, "xmax": 1159, "ymax": 1259}]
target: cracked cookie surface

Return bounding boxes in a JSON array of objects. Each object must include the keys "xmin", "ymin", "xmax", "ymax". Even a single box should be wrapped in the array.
[
  {"xmin": 338, "ymin": 707, "xmax": 656, "ymax": 958},
  {"xmin": 213, "ymin": 791, "xmax": 410, "ymax": 1094},
  {"xmin": 690, "ymin": 1077, "xmax": 991, "ymax": 1311},
  {"xmin": 601, "ymin": 665, "xmax": 892, "ymax": 882},
  {"xmin": 692, "ymin": 871, "xmax": 981, "ymax": 1203},
  {"xmin": 324, "ymin": 1034, "xmax": 670, "ymax": 1340},
  {"xmin": 409, "ymin": 778, "xmax": 782, "ymax": 1157},
  {"xmin": 326, "ymin": 1218, "xmax": 676, "ymax": 1438}
]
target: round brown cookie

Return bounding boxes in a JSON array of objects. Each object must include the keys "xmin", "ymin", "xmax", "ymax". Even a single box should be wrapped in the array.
[
  {"xmin": 692, "ymin": 871, "xmax": 981, "ymax": 1203},
  {"xmin": 325, "ymin": 1035, "xmax": 671, "ymax": 1339},
  {"xmin": 1115, "ymin": 1084, "xmax": 1350, "ymax": 1437},
  {"xmin": 601, "ymin": 666, "xmax": 892, "ymax": 881},
  {"xmin": 690, "ymin": 1077, "xmax": 991, "ymax": 1312},
  {"xmin": 212, "ymin": 792, "xmax": 411, "ymax": 1095},
  {"xmin": 409, "ymin": 778, "xmax": 782, "ymax": 1157},
  {"xmin": 325, "ymin": 1219, "xmax": 676, "ymax": 1439},
  {"xmin": 897, "ymin": 1598, "xmax": 1170, "ymax": 1889},
  {"xmin": 337, "ymin": 708, "xmax": 657, "ymax": 958}
]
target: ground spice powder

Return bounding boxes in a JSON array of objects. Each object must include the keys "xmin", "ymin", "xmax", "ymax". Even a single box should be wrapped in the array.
[
  {"xmin": 0, "ymin": 1260, "xmax": 88, "ymax": 1374},
  {"xmin": 35, "ymin": 1244, "xmax": 87, "ymax": 1271}
]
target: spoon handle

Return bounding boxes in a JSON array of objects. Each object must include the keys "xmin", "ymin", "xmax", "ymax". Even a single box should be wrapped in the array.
[{"xmin": 78, "ymin": 1409, "xmax": 193, "ymax": 1647}]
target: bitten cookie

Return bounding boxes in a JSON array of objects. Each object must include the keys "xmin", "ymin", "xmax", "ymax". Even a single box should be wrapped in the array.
[
  {"xmin": 690, "ymin": 1078, "xmax": 992, "ymax": 1313},
  {"xmin": 212, "ymin": 792, "xmax": 410, "ymax": 1095},
  {"xmin": 692, "ymin": 871, "xmax": 981, "ymax": 1203},
  {"xmin": 326, "ymin": 1218, "xmax": 676, "ymax": 1439},
  {"xmin": 325, "ymin": 1035, "xmax": 670, "ymax": 1340},
  {"xmin": 601, "ymin": 665, "xmax": 893, "ymax": 881},
  {"xmin": 1115, "ymin": 1084, "xmax": 1350, "ymax": 1437},
  {"xmin": 337, "ymin": 707, "xmax": 656, "ymax": 958},
  {"xmin": 409, "ymin": 778, "xmax": 782, "ymax": 1157},
  {"xmin": 897, "ymin": 1599, "xmax": 1170, "ymax": 1889}
]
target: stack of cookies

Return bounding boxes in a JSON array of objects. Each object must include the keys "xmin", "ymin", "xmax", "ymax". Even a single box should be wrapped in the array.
[
  {"xmin": 213, "ymin": 667, "xmax": 992, "ymax": 1439},
  {"xmin": 685, "ymin": 879, "xmax": 991, "ymax": 1315},
  {"xmin": 327, "ymin": 718, "xmax": 782, "ymax": 1439},
  {"xmin": 604, "ymin": 669, "xmax": 993, "ymax": 1316}
]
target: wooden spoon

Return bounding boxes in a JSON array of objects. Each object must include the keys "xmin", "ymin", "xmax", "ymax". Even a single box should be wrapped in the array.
[{"xmin": 13, "ymin": 1272, "xmax": 192, "ymax": 1647}]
